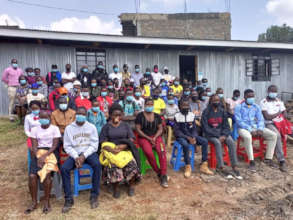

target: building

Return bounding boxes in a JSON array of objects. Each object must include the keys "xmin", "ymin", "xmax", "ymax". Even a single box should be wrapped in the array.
[
  {"xmin": 119, "ymin": 13, "xmax": 231, "ymax": 40},
  {"xmin": 0, "ymin": 27, "xmax": 293, "ymax": 115}
]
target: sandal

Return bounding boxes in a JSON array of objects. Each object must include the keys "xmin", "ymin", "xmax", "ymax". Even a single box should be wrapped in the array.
[
  {"xmin": 24, "ymin": 204, "xmax": 37, "ymax": 214},
  {"xmin": 42, "ymin": 206, "xmax": 51, "ymax": 214}
]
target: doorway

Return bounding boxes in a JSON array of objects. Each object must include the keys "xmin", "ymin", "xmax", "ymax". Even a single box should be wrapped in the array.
[{"xmin": 179, "ymin": 55, "xmax": 198, "ymax": 84}]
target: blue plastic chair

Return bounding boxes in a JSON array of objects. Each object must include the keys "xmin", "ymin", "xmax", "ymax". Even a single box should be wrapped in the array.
[
  {"xmin": 73, "ymin": 163, "xmax": 93, "ymax": 197},
  {"xmin": 170, "ymin": 141, "xmax": 195, "ymax": 171},
  {"xmin": 27, "ymin": 149, "xmax": 31, "ymax": 173}
]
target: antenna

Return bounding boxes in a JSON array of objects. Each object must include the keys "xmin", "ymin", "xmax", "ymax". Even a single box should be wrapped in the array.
[
  {"xmin": 184, "ymin": 0, "xmax": 187, "ymax": 13},
  {"xmin": 135, "ymin": 0, "xmax": 140, "ymax": 13},
  {"xmin": 225, "ymin": 0, "xmax": 231, "ymax": 12}
]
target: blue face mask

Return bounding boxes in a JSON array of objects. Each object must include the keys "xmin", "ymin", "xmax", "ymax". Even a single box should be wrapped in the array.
[
  {"xmin": 126, "ymin": 96, "xmax": 134, "ymax": 102},
  {"xmin": 32, "ymin": 89, "xmax": 39, "ymax": 94},
  {"xmin": 12, "ymin": 63, "xmax": 18, "ymax": 68},
  {"xmin": 37, "ymin": 81, "xmax": 43, "ymax": 86},
  {"xmin": 145, "ymin": 106, "xmax": 154, "ymax": 112},
  {"xmin": 51, "ymin": 69, "xmax": 58, "ymax": 72},
  {"xmin": 246, "ymin": 97, "xmax": 255, "ymax": 105},
  {"xmin": 184, "ymin": 91, "xmax": 190, "ymax": 96},
  {"xmin": 145, "ymin": 71, "xmax": 151, "ymax": 75},
  {"xmin": 174, "ymin": 81, "xmax": 179, "ymax": 86},
  {"xmin": 161, "ymin": 82, "xmax": 166, "ymax": 87},
  {"xmin": 76, "ymin": 114, "xmax": 86, "ymax": 123},
  {"xmin": 207, "ymin": 92, "xmax": 212, "ymax": 97},
  {"xmin": 32, "ymin": 109, "xmax": 40, "ymax": 115},
  {"xmin": 91, "ymin": 83, "xmax": 97, "ymax": 87},
  {"xmin": 39, "ymin": 118, "xmax": 50, "ymax": 126},
  {"xmin": 108, "ymin": 85, "xmax": 114, "ymax": 89},
  {"xmin": 201, "ymin": 96, "xmax": 208, "ymax": 101},
  {"xmin": 92, "ymin": 107, "xmax": 100, "ymax": 112},
  {"xmin": 135, "ymin": 68, "xmax": 140, "ymax": 73},
  {"xmin": 83, "ymin": 68, "xmax": 88, "ymax": 73},
  {"xmin": 114, "ymin": 67, "xmax": 119, "ymax": 73},
  {"xmin": 20, "ymin": 79, "xmax": 26, "ymax": 85},
  {"xmin": 101, "ymin": 91, "xmax": 107, "ymax": 97},
  {"xmin": 98, "ymin": 65, "xmax": 104, "ymax": 69},
  {"xmin": 168, "ymin": 99, "xmax": 175, "ymax": 105},
  {"xmin": 59, "ymin": 103, "xmax": 68, "ymax": 111},
  {"xmin": 28, "ymin": 72, "xmax": 35, "ymax": 77},
  {"xmin": 82, "ymin": 92, "xmax": 89, "ymax": 97},
  {"xmin": 218, "ymin": 94, "xmax": 224, "ymax": 98},
  {"xmin": 135, "ymin": 92, "xmax": 141, "ymax": 97},
  {"xmin": 268, "ymin": 92, "xmax": 277, "ymax": 99},
  {"xmin": 202, "ymin": 83, "xmax": 208, "ymax": 88}
]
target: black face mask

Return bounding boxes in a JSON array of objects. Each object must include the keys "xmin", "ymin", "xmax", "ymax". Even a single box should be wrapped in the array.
[
  {"xmin": 153, "ymin": 95, "xmax": 159, "ymax": 100},
  {"xmin": 66, "ymin": 68, "xmax": 71, "ymax": 72},
  {"xmin": 181, "ymin": 108, "xmax": 189, "ymax": 115},
  {"xmin": 212, "ymin": 102, "xmax": 220, "ymax": 108},
  {"xmin": 192, "ymin": 96, "xmax": 198, "ymax": 102}
]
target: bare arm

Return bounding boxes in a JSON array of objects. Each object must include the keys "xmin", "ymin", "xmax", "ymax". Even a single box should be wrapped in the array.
[{"xmin": 135, "ymin": 124, "xmax": 152, "ymax": 141}]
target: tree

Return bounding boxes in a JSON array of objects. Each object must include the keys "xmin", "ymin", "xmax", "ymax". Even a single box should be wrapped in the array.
[{"xmin": 258, "ymin": 24, "xmax": 293, "ymax": 43}]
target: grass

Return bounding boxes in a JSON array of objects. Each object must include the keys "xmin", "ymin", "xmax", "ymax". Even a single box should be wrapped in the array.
[{"xmin": 0, "ymin": 118, "xmax": 26, "ymax": 147}]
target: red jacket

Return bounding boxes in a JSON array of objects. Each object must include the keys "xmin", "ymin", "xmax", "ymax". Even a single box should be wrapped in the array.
[
  {"xmin": 97, "ymin": 96, "xmax": 113, "ymax": 113},
  {"xmin": 49, "ymin": 90, "xmax": 60, "ymax": 111},
  {"xmin": 75, "ymin": 96, "xmax": 92, "ymax": 110},
  {"xmin": 273, "ymin": 114, "xmax": 292, "ymax": 137}
]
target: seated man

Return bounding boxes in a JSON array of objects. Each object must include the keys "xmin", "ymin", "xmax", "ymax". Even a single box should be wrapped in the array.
[
  {"xmin": 260, "ymin": 85, "xmax": 288, "ymax": 172},
  {"xmin": 61, "ymin": 107, "xmax": 101, "ymax": 213},
  {"xmin": 235, "ymin": 89, "xmax": 277, "ymax": 172},
  {"xmin": 174, "ymin": 99, "xmax": 213, "ymax": 178}
]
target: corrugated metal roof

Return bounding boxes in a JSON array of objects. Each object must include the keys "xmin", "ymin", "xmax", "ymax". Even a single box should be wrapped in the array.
[{"xmin": 1, "ymin": 27, "xmax": 293, "ymax": 50}]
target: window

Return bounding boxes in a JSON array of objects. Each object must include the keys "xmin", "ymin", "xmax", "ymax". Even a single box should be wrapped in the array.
[
  {"xmin": 76, "ymin": 48, "xmax": 106, "ymax": 73},
  {"xmin": 246, "ymin": 55, "xmax": 280, "ymax": 81}
]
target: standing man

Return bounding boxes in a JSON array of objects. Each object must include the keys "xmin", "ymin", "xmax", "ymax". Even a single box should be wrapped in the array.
[
  {"xmin": 131, "ymin": 64, "xmax": 143, "ymax": 88},
  {"xmin": 92, "ymin": 61, "xmax": 108, "ymax": 86},
  {"xmin": 62, "ymin": 64, "xmax": 76, "ymax": 91},
  {"xmin": 151, "ymin": 65, "xmax": 163, "ymax": 88},
  {"xmin": 2, "ymin": 58, "xmax": 24, "ymax": 121}
]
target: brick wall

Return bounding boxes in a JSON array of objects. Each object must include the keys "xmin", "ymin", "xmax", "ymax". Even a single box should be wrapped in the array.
[{"xmin": 120, "ymin": 13, "xmax": 231, "ymax": 40}]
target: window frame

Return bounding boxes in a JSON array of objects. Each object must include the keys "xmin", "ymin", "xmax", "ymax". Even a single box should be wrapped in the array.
[{"xmin": 75, "ymin": 48, "xmax": 106, "ymax": 73}]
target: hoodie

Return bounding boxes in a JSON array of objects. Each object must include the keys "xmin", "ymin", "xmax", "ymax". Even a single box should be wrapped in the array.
[{"xmin": 63, "ymin": 121, "xmax": 99, "ymax": 159}]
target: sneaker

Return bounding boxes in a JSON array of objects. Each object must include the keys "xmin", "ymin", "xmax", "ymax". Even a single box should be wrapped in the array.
[
  {"xmin": 62, "ymin": 199, "xmax": 74, "ymax": 213},
  {"xmin": 184, "ymin": 164, "xmax": 192, "ymax": 178},
  {"xmin": 90, "ymin": 196, "xmax": 98, "ymax": 209},
  {"xmin": 263, "ymin": 159, "xmax": 278, "ymax": 169},
  {"xmin": 160, "ymin": 175, "xmax": 168, "ymax": 188},
  {"xmin": 280, "ymin": 161, "xmax": 288, "ymax": 172},
  {"xmin": 249, "ymin": 161, "xmax": 256, "ymax": 172},
  {"xmin": 217, "ymin": 168, "xmax": 233, "ymax": 179},
  {"xmin": 232, "ymin": 168, "xmax": 243, "ymax": 180}
]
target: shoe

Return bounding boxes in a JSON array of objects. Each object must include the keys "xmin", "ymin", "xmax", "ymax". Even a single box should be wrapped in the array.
[
  {"xmin": 280, "ymin": 161, "xmax": 288, "ymax": 172},
  {"xmin": 200, "ymin": 161, "xmax": 214, "ymax": 175},
  {"xmin": 263, "ymin": 159, "xmax": 278, "ymax": 169},
  {"xmin": 232, "ymin": 168, "xmax": 243, "ymax": 180},
  {"xmin": 90, "ymin": 196, "xmax": 98, "ymax": 209},
  {"xmin": 128, "ymin": 186, "xmax": 135, "ymax": 197},
  {"xmin": 160, "ymin": 175, "xmax": 168, "ymax": 188},
  {"xmin": 113, "ymin": 190, "xmax": 120, "ymax": 199},
  {"xmin": 62, "ymin": 199, "xmax": 74, "ymax": 213},
  {"xmin": 249, "ymin": 161, "xmax": 256, "ymax": 172},
  {"xmin": 184, "ymin": 164, "xmax": 192, "ymax": 178},
  {"xmin": 216, "ymin": 168, "xmax": 233, "ymax": 179}
]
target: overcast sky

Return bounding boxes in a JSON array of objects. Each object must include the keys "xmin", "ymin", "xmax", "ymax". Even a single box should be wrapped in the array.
[{"xmin": 0, "ymin": 0, "xmax": 292, "ymax": 41}]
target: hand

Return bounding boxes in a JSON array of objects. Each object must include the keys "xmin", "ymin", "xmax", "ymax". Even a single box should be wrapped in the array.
[
  {"xmin": 219, "ymin": 136, "xmax": 226, "ymax": 143},
  {"xmin": 251, "ymin": 131, "xmax": 258, "ymax": 137},
  {"xmin": 257, "ymin": 130, "xmax": 263, "ymax": 137},
  {"xmin": 190, "ymin": 138, "xmax": 196, "ymax": 145},
  {"xmin": 149, "ymin": 137, "xmax": 156, "ymax": 146},
  {"xmin": 37, "ymin": 155, "xmax": 46, "ymax": 168},
  {"xmin": 111, "ymin": 148, "xmax": 121, "ymax": 155}
]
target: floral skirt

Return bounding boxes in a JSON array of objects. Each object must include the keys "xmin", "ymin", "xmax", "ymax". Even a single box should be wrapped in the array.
[{"xmin": 103, "ymin": 159, "xmax": 141, "ymax": 184}]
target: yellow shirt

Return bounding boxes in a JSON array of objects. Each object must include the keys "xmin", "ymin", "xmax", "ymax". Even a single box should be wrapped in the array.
[
  {"xmin": 121, "ymin": 71, "xmax": 131, "ymax": 81},
  {"xmin": 170, "ymin": 85, "xmax": 183, "ymax": 95},
  {"xmin": 153, "ymin": 98, "xmax": 166, "ymax": 114},
  {"xmin": 143, "ymin": 85, "xmax": 151, "ymax": 97}
]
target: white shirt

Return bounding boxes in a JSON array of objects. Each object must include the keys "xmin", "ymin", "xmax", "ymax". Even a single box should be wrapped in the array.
[
  {"xmin": 260, "ymin": 98, "xmax": 286, "ymax": 123},
  {"xmin": 26, "ymin": 93, "xmax": 46, "ymax": 105},
  {"xmin": 162, "ymin": 74, "xmax": 175, "ymax": 83},
  {"xmin": 62, "ymin": 71, "xmax": 76, "ymax": 91},
  {"xmin": 24, "ymin": 113, "xmax": 41, "ymax": 137},
  {"xmin": 30, "ymin": 125, "xmax": 61, "ymax": 148},
  {"xmin": 151, "ymin": 72, "xmax": 163, "ymax": 87},
  {"xmin": 109, "ymin": 72, "xmax": 123, "ymax": 89},
  {"xmin": 133, "ymin": 97, "xmax": 145, "ymax": 112}
]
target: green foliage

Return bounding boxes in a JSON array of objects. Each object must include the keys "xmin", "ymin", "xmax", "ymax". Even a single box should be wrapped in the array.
[{"xmin": 258, "ymin": 24, "xmax": 293, "ymax": 42}]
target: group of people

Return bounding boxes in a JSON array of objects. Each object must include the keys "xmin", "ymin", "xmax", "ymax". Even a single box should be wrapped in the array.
[{"xmin": 1, "ymin": 59, "xmax": 291, "ymax": 214}]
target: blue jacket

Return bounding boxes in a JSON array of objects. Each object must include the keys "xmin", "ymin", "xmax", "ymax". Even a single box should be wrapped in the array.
[
  {"xmin": 87, "ymin": 109, "xmax": 107, "ymax": 135},
  {"xmin": 173, "ymin": 111, "xmax": 198, "ymax": 139},
  {"xmin": 234, "ymin": 102, "xmax": 265, "ymax": 132}
]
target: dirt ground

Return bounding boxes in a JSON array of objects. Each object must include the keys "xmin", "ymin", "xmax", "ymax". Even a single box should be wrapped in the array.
[{"xmin": 0, "ymin": 118, "xmax": 293, "ymax": 220}]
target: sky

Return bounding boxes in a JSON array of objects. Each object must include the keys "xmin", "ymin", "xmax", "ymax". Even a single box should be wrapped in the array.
[{"xmin": 0, "ymin": 0, "xmax": 293, "ymax": 41}]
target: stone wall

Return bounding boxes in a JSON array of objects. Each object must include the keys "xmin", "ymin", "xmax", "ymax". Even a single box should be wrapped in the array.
[{"xmin": 120, "ymin": 13, "xmax": 231, "ymax": 40}]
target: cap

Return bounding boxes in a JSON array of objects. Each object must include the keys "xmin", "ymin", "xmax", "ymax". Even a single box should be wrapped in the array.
[
  {"xmin": 31, "ymin": 83, "xmax": 39, "ymax": 89},
  {"xmin": 163, "ymin": 66, "xmax": 168, "ymax": 70},
  {"xmin": 73, "ymin": 80, "xmax": 81, "ymax": 86},
  {"xmin": 58, "ymin": 87, "xmax": 68, "ymax": 95}
]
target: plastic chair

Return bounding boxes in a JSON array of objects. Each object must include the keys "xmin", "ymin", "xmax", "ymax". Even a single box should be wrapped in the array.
[
  {"xmin": 283, "ymin": 136, "xmax": 287, "ymax": 158},
  {"xmin": 170, "ymin": 141, "xmax": 195, "ymax": 171},
  {"xmin": 208, "ymin": 142, "xmax": 231, "ymax": 169},
  {"xmin": 73, "ymin": 163, "xmax": 93, "ymax": 197},
  {"xmin": 237, "ymin": 136, "xmax": 266, "ymax": 163},
  {"xmin": 59, "ymin": 145, "xmax": 68, "ymax": 166},
  {"xmin": 138, "ymin": 148, "xmax": 160, "ymax": 175}
]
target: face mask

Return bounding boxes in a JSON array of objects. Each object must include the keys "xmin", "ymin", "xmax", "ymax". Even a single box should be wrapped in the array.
[
  {"xmin": 233, "ymin": 96, "xmax": 239, "ymax": 101},
  {"xmin": 184, "ymin": 91, "xmax": 190, "ymax": 96},
  {"xmin": 91, "ymin": 83, "xmax": 97, "ymax": 87},
  {"xmin": 92, "ymin": 107, "xmax": 100, "ymax": 112},
  {"xmin": 153, "ymin": 95, "xmax": 159, "ymax": 100},
  {"xmin": 161, "ymin": 82, "xmax": 166, "ymax": 87},
  {"xmin": 145, "ymin": 71, "xmax": 151, "ymax": 75},
  {"xmin": 76, "ymin": 114, "xmax": 86, "ymax": 123},
  {"xmin": 192, "ymin": 96, "xmax": 198, "ymax": 102},
  {"xmin": 169, "ymin": 92, "xmax": 174, "ymax": 95},
  {"xmin": 246, "ymin": 97, "xmax": 255, "ymax": 105},
  {"xmin": 174, "ymin": 81, "xmax": 179, "ymax": 86},
  {"xmin": 101, "ymin": 91, "xmax": 107, "ymax": 97},
  {"xmin": 37, "ymin": 81, "xmax": 43, "ymax": 86},
  {"xmin": 181, "ymin": 108, "xmax": 189, "ymax": 115},
  {"xmin": 201, "ymin": 96, "xmax": 208, "ymax": 101},
  {"xmin": 218, "ymin": 94, "xmax": 224, "ymax": 98},
  {"xmin": 135, "ymin": 68, "xmax": 140, "ymax": 73},
  {"xmin": 202, "ymin": 83, "xmax": 208, "ymax": 88},
  {"xmin": 32, "ymin": 109, "xmax": 40, "ymax": 115},
  {"xmin": 20, "ymin": 79, "xmax": 26, "ymax": 85},
  {"xmin": 51, "ymin": 69, "xmax": 58, "ymax": 72},
  {"xmin": 145, "ymin": 106, "xmax": 154, "ymax": 112},
  {"xmin": 12, "ymin": 63, "xmax": 18, "ymax": 68},
  {"xmin": 28, "ymin": 72, "xmax": 35, "ymax": 77},
  {"xmin": 168, "ymin": 99, "xmax": 175, "ymax": 105},
  {"xmin": 114, "ymin": 67, "xmax": 119, "ymax": 73},
  {"xmin": 154, "ymin": 68, "xmax": 158, "ymax": 73},
  {"xmin": 66, "ymin": 68, "xmax": 71, "ymax": 71},
  {"xmin": 268, "ymin": 92, "xmax": 277, "ymax": 99},
  {"xmin": 32, "ymin": 89, "xmax": 39, "ymax": 94},
  {"xmin": 83, "ymin": 68, "xmax": 88, "ymax": 73},
  {"xmin": 59, "ymin": 103, "xmax": 68, "ymax": 111},
  {"xmin": 82, "ymin": 92, "xmax": 89, "ymax": 97},
  {"xmin": 212, "ymin": 102, "xmax": 220, "ymax": 108},
  {"xmin": 73, "ymin": 87, "xmax": 78, "ymax": 93},
  {"xmin": 98, "ymin": 65, "xmax": 104, "ymax": 69},
  {"xmin": 39, "ymin": 118, "xmax": 50, "ymax": 126},
  {"xmin": 135, "ymin": 92, "xmax": 142, "ymax": 97},
  {"xmin": 207, "ymin": 92, "xmax": 212, "ymax": 97},
  {"xmin": 108, "ymin": 85, "xmax": 113, "ymax": 89},
  {"xmin": 126, "ymin": 96, "xmax": 134, "ymax": 102}
]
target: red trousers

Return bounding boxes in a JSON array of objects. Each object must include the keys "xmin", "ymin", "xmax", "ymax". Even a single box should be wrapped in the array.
[{"xmin": 138, "ymin": 136, "xmax": 167, "ymax": 175}]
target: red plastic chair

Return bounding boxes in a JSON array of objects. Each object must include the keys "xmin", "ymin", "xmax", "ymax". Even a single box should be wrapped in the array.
[
  {"xmin": 208, "ymin": 142, "xmax": 231, "ymax": 169},
  {"xmin": 283, "ymin": 136, "xmax": 287, "ymax": 158},
  {"xmin": 237, "ymin": 136, "xmax": 266, "ymax": 163},
  {"xmin": 59, "ymin": 145, "xmax": 68, "ymax": 166}
]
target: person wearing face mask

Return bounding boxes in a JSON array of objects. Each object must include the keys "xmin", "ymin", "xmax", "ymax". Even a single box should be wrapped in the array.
[
  {"xmin": 190, "ymin": 90, "xmax": 201, "ymax": 118},
  {"xmin": 34, "ymin": 68, "xmax": 46, "ymax": 84},
  {"xmin": 121, "ymin": 64, "xmax": 131, "ymax": 81},
  {"xmin": 201, "ymin": 78, "xmax": 208, "ymax": 89},
  {"xmin": 182, "ymin": 87, "xmax": 191, "ymax": 99},
  {"xmin": 75, "ymin": 87, "xmax": 92, "ymax": 110},
  {"xmin": 48, "ymin": 81, "xmax": 62, "ymax": 111},
  {"xmin": 159, "ymin": 79, "xmax": 169, "ymax": 103},
  {"xmin": 97, "ymin": 87, "xmax": 113, "ymax": 118},
  {"xmin": 235, "ymin": 89, "xmax": 277, "ymax": 172},
  {"xmin": 152, "ymin": 87, "xmax": 166, "ymax": 116},
  {"xmin": 260, "ymin": 85, "xmax": 289, "ymax": 172},
  {"xmin": 216, "ymin": 88, "xmax": 230, "ymax": 114},
  {"xmin": 46, "ymin": 64, "xmax": 62, "ymax": 94},
  {"xmin": 135, "ymin": 98, "xmax": 169, "ymax": 188},
  {"xmin": 16, "ymin": 75, "xmax": 30, "ymax": 123},
  {"xmin": 143, "ymin": 67, "xmax": 154, "ymax": 86},
  {"xmin": 61, "ymin": 107, "xmax": 101, "ymax": 213},
  {"xmin": 226, "ymin": 89, "xmax": 242, "ymax": 115},
  {"xmin": 77, "ymin": 65, "xmax": 91, "ymax": 88},
  {"xmin": 92, "ymin": 61, "xmax": 108, "ymax": 85},
  {"xmin": 2, "ymin": 58, "xmax": 24, "ymax": 121},
  {"xmin": 25, "ymin": 111, "xmax": 61, "ymax": 215},
  {"xmin": 121, "ymin": 78, "xmax": 134, "ymax": 92},
  {"xmin": 36, "ymin": 76, "xmax": 48, "ymax": 97},
  {"xmin": 167, "ymin": 88, "xmax": 179, "ymax": 105},
  {"xmin": 151, "ymin": 65, "xmax": 163, "ymax": 88},
  {"xmin": 87, "ymin": 99, "xmax": 107, "ymax": 135},
  {"xmin": 62, "ymin": 64, "xmax": 76, "ymax": 91},
  {"xmin": 133, "ymin": 87, "xmax": 145, "ymax": 112},
  {"xmin": 206, "ymin": 87, "xmax": 212, "ymax": 97},
  {"xmin": 199, "ymin": 90, "xmax": 209, "ymax": 115},
  {"xmin": 139, "ymin": 77, "xmax": 151, "ymax": 98},
  {"xmin": 202, "ymin": 94, "xmax": 241, "ymax": 179},
  {"xmin": 115, "ymin": 89, "xmax": 126, "ymax": 104},
  {"xmin": 109, "ymin": 64, "xmax": 123, "ymax": 89},
  {"xmin": 131, "ymin": 64, "xmax": 143, "ymax": 87},
  {"xmin": 174, "ymin": 99, "xmax": 213, "ymax": 178},
  {"xmin": 107, "ymin": 80, "xmax": 118, "ymax": 100},
  {"xmin": 162, "ymin": 66, "xmax": 174, "ymax": 83},
  {"xmin": 170, "ymin": 78, "xmax": 183, "ymax": 98},
  {"xmin": 27, "ymin": 83, "xmax": 46, "ymax": 106},
  {"xmin": 89, "ymin": 79, "xmax": 100, "ymax": 100},
  {"xmin": 69, "ymin": 80, "xmax": 81, "ymax": 99},
  {"xmin": 25, "ymin": 67, "xmax": 36, "ymax": 85}
]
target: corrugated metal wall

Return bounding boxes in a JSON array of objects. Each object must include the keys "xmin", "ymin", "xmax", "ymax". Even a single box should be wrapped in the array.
[{"xmin": 0, "ymin": 43, "xmax": 75, "ymax": 115}]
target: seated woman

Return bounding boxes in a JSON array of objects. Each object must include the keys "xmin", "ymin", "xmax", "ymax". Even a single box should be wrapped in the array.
[
  {"xmin": 25, "ymin": 111, "xmax": 61, "ymax": 214},
  {"xmin": 201, "ymin": 94, "xmax": 242, "ymax": 180},
  {"xmin": 24, "ymin": 101, "xmax": 42, "ymax": 143},
  {"xmin": 16, "ymin": 75, "xmax": 30, "ymax": 123},
  {"xmin": 87, "ymin": 99, "xmax": 107, "ymax": 135},
  {"xmin": 99, "ymin": 104, "xmax": 141, "ymax": 198},
  {"xmin": 135, "ymin": 98, "xmax": 169, "ymax": 188}
]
